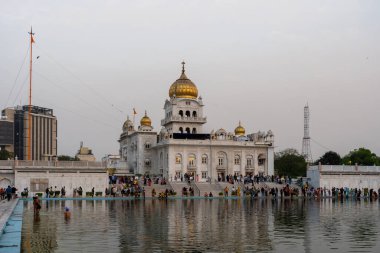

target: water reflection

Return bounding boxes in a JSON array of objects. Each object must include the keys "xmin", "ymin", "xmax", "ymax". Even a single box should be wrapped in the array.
[{"xmin": 21, "ymin": 199, "xmax": 380, "ymax": 252}]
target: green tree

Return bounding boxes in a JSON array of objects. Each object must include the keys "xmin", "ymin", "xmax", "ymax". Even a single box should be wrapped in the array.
[
  {"xmin": 0, "ymin": 149, "xmax": 13, "ymax": 160},
  {"xmin": 342, "ymin": 148, "xmax": 380, "ymax": 166},
  {"xmin": 274, "ymin": 148, "xmax": 307, "ymax": 177},
  {"xmin": 314, "ymin": 151, "xmax": 342, "ymax": 165},
  {"xmin": 57, "ymin": 155, "xmax": 79, "ymax": 161}
]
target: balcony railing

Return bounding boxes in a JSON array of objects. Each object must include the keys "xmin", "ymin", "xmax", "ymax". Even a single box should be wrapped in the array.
[
  {"xmin": 0, "ymin": 160, "xmax": 106, "ymax": 168},
  {"xmin": 216, "ymin": 165, "xmax": 227, "ymax": 171},
  {"xmin": 187, "ymin": 165, "xmax": 197, "ymax": 170},
  {"xmin": 161, "ymin": 116, "xmax": 207, "ymax": 125}
]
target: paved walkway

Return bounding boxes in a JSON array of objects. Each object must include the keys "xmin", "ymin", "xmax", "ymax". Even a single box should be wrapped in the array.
[
  {"xmin": 0, "ymin": 199, "xmax": 23, "ymax": 253},
  {"xmin": 0, "ymin": 198, "xmax": 18, "ymax": 234}
]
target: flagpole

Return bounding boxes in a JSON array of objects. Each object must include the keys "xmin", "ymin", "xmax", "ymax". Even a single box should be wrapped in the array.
[
  {"xmin": 133, "ymin": 108, "xmax": 136, "ymax": 127},
  {"xmin": 27, "ymin": 27, "xmax": 34, "ymax": 160}
]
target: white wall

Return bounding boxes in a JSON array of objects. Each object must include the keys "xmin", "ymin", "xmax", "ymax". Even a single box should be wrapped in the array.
[{"xmin": 15, "ymin": 170, "xmax": 108, "ymax": 196}]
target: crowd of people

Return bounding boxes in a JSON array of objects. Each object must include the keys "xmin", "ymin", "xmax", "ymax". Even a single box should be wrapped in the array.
[{"xmin": 0, "ymin": 185, "xmax": 17, "ymax": 201}]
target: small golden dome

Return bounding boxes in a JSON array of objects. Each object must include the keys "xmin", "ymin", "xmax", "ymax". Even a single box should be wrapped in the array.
[
  {"xmin": 123, "ymin": 118, "xmax": 133, "ymax": 130},
  {"xmin": 140, "ymin": 111, "xmax": 152, "ymax": 126},
  {"xmin": 169, "ymin": 61, "xmax": 198, "ymax": 99},
  {"xmin": 234, "ymin": 121, "xmax": 245, "ymax": 136}
]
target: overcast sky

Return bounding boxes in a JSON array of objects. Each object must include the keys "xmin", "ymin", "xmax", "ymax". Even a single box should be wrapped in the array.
[{"xmin": 1, "ymin": 0, "xmax": 379, "ymax": 160}]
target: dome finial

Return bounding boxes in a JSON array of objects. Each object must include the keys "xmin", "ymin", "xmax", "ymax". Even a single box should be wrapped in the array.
[
  {"xmin": 145, "ymin": 110, "xmax": 147, "ymax": 116},
  {"xmin": 181, "ymin": 61, "xmax": 185, "ymax": 74}
]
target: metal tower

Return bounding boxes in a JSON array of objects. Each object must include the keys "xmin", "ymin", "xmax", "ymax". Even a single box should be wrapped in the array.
[{"xmin": 302, "ymin": 104, "xmax": 312, "ymax": 163}]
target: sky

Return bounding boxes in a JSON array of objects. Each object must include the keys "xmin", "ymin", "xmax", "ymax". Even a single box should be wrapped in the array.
[{"xmin": 0, "ymin": 0, "xmax": 379, "ymax": 160}]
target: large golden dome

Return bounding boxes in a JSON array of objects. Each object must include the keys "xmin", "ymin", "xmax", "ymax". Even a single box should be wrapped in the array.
[
  {"xmin": 234, "ymin": 121, "xmax": 245, "ymax": 136},
  {"xmin": 169, "ymin": 62, "xmax": 198, "ymax": 99},
  {"xmin": 140, "ymin": 111, "xmax": 152, "ymax": 126}
]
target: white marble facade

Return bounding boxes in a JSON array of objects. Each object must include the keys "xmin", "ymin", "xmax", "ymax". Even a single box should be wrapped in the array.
[
  {"xmin": 119, "ymin": 63, "xmax": 274, "ymax": 181},
  {"xmin": 308, "ymin": 165, "xmax": 380, "ymax": 189}
]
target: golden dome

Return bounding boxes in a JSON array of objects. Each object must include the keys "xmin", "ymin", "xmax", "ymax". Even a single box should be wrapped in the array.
[
  {"xmin": 234, "ymin": 121, "xmax": 245, "ymax": 136},
  {"xmin": 140, "ymin": 111, "xmax": 152, "ymax": 126},
  {"xmin": 169, "ymin": 61, "xmax": 198, "ymax": 99}
]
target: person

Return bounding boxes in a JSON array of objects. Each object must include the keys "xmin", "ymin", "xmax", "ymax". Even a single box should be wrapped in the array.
[
  {"xmin": 91, "ymin": 187, "xmax": 95, "ymax": 197},
  {"xmin": 11, "ymin": 186, "xmax": 17, "ymax": 199},
  {"xmin": 224, "ymin": 186, "xmax": 229, "ymax": 197},
  {"xmin": 204, "ymin": 192, "xmax": 209, "ymax": 197},
  {"xmin": 152, "ymin": 188, "xmax": 156, "ymax": 198},
  {"xmin": 45, "ymin": 187, "xmax": 50, "ymax": 198},
  {"xmin": 33, "ymin": 194, "xmax": 41, "ymax": 213},
  {"xmin": 64, "ymin": 207, "xmax": 71, "ymax": 219},
  {"xmin": 6, "ymin": 185, "xmax": 12, "ymax": 201},
  {"xmin": 209, "ymin": 192, "xmax": 213, "ymax": 197},
  {"xmin": 61, "ymin": 186, "xmax": 66, "ymax": 197}
]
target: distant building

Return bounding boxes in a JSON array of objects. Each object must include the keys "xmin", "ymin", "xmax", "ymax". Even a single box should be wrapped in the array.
[
  {"xmin": 1, "ymin": 105, "xmax": 57, "ymax": 160},
  {"xmin": 0, "ymin": 110, "xmax": 14, "ymax": 153},
  {"xmin": 76, "ymin": 142, "xmax": 96, "ymax": 161},
  {"xmin": 102, "ymin": 154, "xmax": 120, "ymax": 168}
]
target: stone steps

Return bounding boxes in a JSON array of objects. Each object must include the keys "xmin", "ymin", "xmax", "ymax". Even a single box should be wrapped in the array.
[
  {"xmin": 195, "ymin": 183, "xmax": 221, "ymax": 197},
  {"xmin": 142, "ymin": 184, "xmax": 172, "ymax": 197}
]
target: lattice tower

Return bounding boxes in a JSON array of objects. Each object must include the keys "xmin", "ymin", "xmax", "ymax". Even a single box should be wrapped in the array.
[{"xmin": 302, "ymin": 104, "xmax": 312, "ymax": 163}]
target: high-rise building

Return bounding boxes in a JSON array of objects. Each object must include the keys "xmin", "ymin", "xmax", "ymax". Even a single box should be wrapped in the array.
[
  {"xmin": 2, "ymin": 105, "xmax": 57, "ymax": 160},
  {"xmin": 0, "ymin": 109, "xmax": 14, "ymax": 153}
]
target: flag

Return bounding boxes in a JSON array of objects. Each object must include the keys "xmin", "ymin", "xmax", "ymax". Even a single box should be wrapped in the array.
[
  {"xmin": 31, "ymin": 35, "xmax": 35, "ymax": 44},
  {"xmin": 133, "ymin": 108, "xmax": 137, "ymax": 115}
]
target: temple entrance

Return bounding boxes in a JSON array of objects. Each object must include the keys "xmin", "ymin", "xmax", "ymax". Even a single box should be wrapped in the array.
[
  {"xmin": 184, "ymin": 171, "xmax": 195, "ymax": 182},
  {"xmin": 217, "ymin": 172, "xmax": 225, "ymax": 182}
]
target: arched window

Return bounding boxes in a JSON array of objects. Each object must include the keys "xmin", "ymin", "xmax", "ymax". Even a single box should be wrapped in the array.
[
  {"xmin": 186, "ymin": 127, "xmax": 190, "ymax": 134},
  {"xmin": 192, "ymin": 111, "xmax": 197, "ymax": 117},
  {"xmin": 192, "ymin": 128, "xmax": 196, "ymax": 134},
  {"xmin": 258, "ymin": 154, "xmax": 266, "ymax": 165},
  {"xmin": 246, "ymin": 155, "xmax": 253, "ymax": 168},
  {"xmin": 201, "ymin": 154, "xmax": 208, "ymax": 164},
  {"xmin": 188, "ymin": 154, "xmax": 196, "ymax": 166},
  {"xmin": 234, "ymin": 155, "xmax": 240, "ymax": 165},
  {"xmin": 179, "ymin": 110, "xmax": 183, "ymax": 117},
  {"xmin": 145, "ymin": 142, "xmax": 151, "ymax": 149},
  {"xmin": 217, "ymin": 152, "xmax": 227, "ymax": 166},
  {"xmin": 179, "ymin": 127, "xmax": 183, "ymax": 134},
  {"xmin": 175, "ymin": 154, "xmax": 182, "ymax": 164},
  {"xmin": 145, "ymin": 159, "xmax": 151, "ymax": 166},
  {"xmin": 185, "ymin": 111, "xmax": 190, "ymax": 117}
]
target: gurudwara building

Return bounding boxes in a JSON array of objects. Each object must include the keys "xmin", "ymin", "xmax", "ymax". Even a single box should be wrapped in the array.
[{"xmin": 119, "ymin": 63, "xmax": 274, "ymax": 182}]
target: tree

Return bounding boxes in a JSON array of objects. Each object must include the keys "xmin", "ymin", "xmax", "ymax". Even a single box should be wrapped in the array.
[
  {"xmin": 57, "ymin": 155, "xmax": 79, "ymax": 161},
  {"xmin": 274, "ymin": 148, "xmax": 307, "ymax": 177},
  {"xmin": 314, "ymin": 151, "xmax": 342, "ymax": 165},
  {"xmin": 342, "ymin": 148, "xmax": 380, "ymax": 166},
  {"xmin": 0, "ymin": 149, "xmax": 13, "ymax": 160}
]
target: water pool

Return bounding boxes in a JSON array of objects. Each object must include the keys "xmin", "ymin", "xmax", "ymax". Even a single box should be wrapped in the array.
[{"xmin": 21, "ymin": 198, "xmax": 380, "ymax": 252}]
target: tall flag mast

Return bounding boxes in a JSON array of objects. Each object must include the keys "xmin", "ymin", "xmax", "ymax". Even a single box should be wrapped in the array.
[{"xmin": 28, "ymin": 27, "xmax": 35, "ymax": 160}]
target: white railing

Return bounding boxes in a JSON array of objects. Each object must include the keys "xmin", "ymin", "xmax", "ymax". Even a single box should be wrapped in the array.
[
  {"xmin": 311, "ymin": 165, "xmax": 380, "ymax": 173},
  {"xmin": 0, "ymin": 160, "xmax": 106, "ymax": 168},
  {"xmin": 161, "ymin": 116, "xmax": 207, "ymax": 125}
]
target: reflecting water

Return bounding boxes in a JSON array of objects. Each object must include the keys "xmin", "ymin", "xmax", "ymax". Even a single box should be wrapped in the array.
[{"xmin": 21, "ymin": 199, "xmax": 380, "ymax": 252}]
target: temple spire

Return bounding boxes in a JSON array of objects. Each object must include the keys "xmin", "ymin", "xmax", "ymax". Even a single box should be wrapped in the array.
[{"xmin": 181, "ymin": 61, "xmax": 185, "ymax": 74}]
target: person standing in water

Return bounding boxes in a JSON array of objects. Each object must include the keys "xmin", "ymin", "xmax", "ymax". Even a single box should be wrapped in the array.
[
  {"xmin": 64, "ymin": 207, "xmax": 71, "ymax": 219},
  {"xmin": 33, "ymin": 194, "xmax": 41, "ymax": 214}
]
